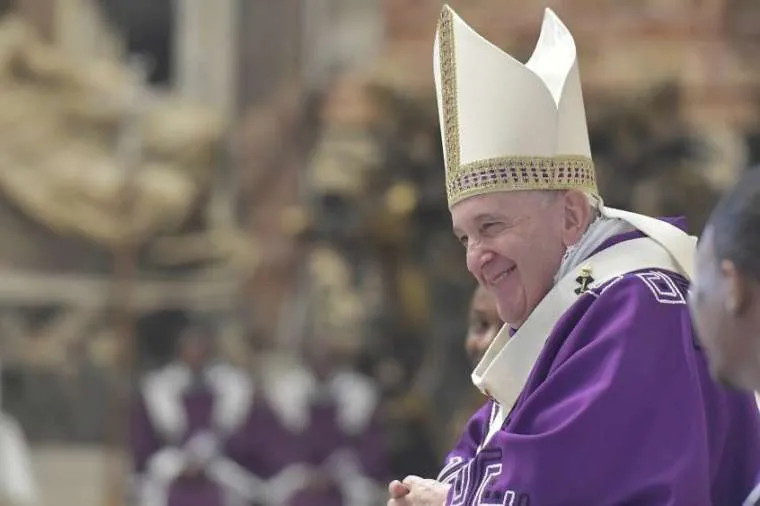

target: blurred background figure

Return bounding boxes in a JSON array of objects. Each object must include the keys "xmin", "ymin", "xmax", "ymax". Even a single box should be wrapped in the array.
[
  {"xmin": 0, "ymin": 359, "xmax": 39, "ymax": 506},
  {"xmin": 226, "ymin": 332, "xmax": 389, "ymax": 506},
  {"xmin": 130, "ymin": 319, "xmax": 255, "ymax": 506},
  {"xmin": 465, "ymin": 286, "xmax": 503, "ymax": 369},
  {"xmin": 0, "ymin": 0, "xmax": 758, "ymax": 505},
  {"xmin": 444, "ymin": 285, "xmax": 503, "ymax": 452}
]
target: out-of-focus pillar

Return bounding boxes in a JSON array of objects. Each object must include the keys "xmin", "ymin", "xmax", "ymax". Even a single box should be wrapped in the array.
[{"xmin": 174, "ymin": 0, "xmax": 238, "ymax": 122}]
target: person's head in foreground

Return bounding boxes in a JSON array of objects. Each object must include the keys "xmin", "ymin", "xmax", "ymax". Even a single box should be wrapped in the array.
[
  {"xmin": 439, "ymin": 5, "xmax": 602, "ymax": 328},
  {"xmin": 466, "ymin": 284, "xmax": 503, "ymax": 367},
  {"xmin": 690, "ymin": 166, "xmax": 760, "ymax": 391}
]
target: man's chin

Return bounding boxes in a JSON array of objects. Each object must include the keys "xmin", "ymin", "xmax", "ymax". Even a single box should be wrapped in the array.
[{"xmin": 494, "ymin": 289, "xmax": 524, "ymax": 321}]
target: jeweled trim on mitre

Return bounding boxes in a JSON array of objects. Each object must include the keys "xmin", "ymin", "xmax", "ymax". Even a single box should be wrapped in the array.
[
  {"xmin": 438, "ymin": 5, "xmax": 460, "ymax": 172},
  {"xmin": 447, "ymin": 155, "xmax": 598, "ymax": 207}
]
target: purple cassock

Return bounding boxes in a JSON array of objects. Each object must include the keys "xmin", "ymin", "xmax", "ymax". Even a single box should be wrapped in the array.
[
  {"xmin": 438, "ymin": 217, "xmax": 760, "ymax": 505},
  {"xmin": 130, "ymin": 361, "xmax": 256, "ymax": 506},
  {"xmin": 225, "ymin": 360, "xmax": 390, "ymax": 506}
]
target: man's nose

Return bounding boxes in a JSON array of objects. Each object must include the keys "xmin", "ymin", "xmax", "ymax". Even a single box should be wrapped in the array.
[{"xmin": 466, "ymin": 243, "xmax": 494, "ymax": 271}]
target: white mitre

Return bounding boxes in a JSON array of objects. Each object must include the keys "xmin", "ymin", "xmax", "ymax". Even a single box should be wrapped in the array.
[{"xmin": 433, "ymin": 5, "xmax": 597, "ymax": 208}]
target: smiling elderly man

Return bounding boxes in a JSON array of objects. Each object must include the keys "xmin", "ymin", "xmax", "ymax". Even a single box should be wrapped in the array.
[{"xmin": 386, "ymin": 5, "xmax": 760, "ymax": 506}]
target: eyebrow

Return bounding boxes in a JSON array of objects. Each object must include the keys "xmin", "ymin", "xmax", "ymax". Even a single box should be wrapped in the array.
[
  {"xmin": 452, "ymin": 212, "xmax": 513, "ymax": 236},
  {"xmin": 473, "ymin": 212, "xmax": 507, "ymax": 223}
]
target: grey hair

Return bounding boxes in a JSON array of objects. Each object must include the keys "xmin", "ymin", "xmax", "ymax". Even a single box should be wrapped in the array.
[{"xmin": 538, "ymin": 189, "xmax": 602, "ymax": 212}]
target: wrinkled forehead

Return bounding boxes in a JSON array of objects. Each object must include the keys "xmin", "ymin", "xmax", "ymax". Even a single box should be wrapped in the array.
[{"xmin": 451, "ymin": 191, "xmax": 550, "ymax": 230}]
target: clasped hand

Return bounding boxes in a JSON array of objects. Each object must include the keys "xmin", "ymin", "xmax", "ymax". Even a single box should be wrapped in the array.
[{"xmin": 387, "ymin": 475, "xmax": 450, "ymax": 506}]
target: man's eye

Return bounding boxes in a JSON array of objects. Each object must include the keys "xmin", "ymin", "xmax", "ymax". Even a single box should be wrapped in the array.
[
  {"xmin": 458, "ymin": 236, "xmax": 468, "ymax": 248},
  {"xmin": 482, "ymin": 222, "xmax": 504, "ymax": 234}
]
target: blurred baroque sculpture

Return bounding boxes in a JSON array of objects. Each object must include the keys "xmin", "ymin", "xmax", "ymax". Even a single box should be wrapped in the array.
[
  {"xmin": 235, "ymin": 80, "xmax": 312, "ymax": 344},
  {"xmin": 302, "ymin": 71, "xmax": 463, "ymax": 354},
  {"xmin": 0, "ymin": 15, "xmax": 252, "ymax": 270},
  {"xmin": 290, "ymin": 70, "xmax": 473, "ymax": 473},
  {"xmin": 0, "ymin": 13, "xmax": 253, "ymax": 444},
  {"xmin": 587, "ymin": 82, "xmax": 723, "ymax": 233},
  {"xmin": 724, "ymin": 0, "xmax": 760, "ymax": 68}
]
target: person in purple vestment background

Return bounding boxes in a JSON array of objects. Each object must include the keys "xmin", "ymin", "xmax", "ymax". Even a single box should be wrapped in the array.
[
  {"xmin": 130, "ymin": 320, "xmax": 257, "ymax": 506},
  {"xmin": 465, "ymin": 286, "xmax": 504, "ymax": 369},
  {"xmin": 225, "ymin": 333, "xmax": 390, "ymax": 506},
  {"xmin": 387, "ymin": 5, "xmax": 760, "ymax": 506},
  {"xmin": 689, "ymin": 166, "xmax": 760, "ymax": 506},
  {"xmin": 445, "ymin": 286, "xmax": 504, "ymax": 460}
]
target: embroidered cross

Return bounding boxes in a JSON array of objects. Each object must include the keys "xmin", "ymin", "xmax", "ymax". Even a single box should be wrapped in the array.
[{"xmin": 574, "ymin": 265, "xmax": 594, "ymax": 294}]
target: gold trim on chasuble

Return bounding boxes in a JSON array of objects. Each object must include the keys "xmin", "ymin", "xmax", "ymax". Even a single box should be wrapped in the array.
[{"xmin": 436, "ymin": 9, "xmax": 598, "ymax": 208}]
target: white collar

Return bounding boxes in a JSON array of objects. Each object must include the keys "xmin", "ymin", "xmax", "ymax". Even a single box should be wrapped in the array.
[{"xmin": 554, "ymin": 214, "xmax": 634, "ymax": 283}]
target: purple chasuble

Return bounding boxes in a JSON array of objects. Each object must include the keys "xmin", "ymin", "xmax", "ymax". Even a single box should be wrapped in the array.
[
  {"xmin": 130, "ymin": 363, "xmax": 254, "ymax": 506},
  {"xmin": 226, "ymin": 366, "xmax": 389, "ymax": 506},
  {"xmin": 439, "ymin": 218, "xmax": 760, "ymax": 505},
  {"xmin": 131, "ymin": 387, "xmax": 224, "ymax": 506}
]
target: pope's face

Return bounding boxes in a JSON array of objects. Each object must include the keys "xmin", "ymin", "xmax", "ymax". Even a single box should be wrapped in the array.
[{"xmin": 452, "ymin": 191, "xmax": 569, "ymax": 327}]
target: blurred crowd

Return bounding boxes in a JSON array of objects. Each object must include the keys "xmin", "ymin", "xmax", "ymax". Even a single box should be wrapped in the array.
[{"xmin": 1, "ymin": 0, "xmax": 760, "ymax": 505}]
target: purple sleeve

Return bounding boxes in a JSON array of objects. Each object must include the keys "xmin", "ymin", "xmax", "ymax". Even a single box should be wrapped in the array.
[
  {"xmin": 436, "ymin": 400, "xmax": 492, "ymax": 484},
  {"xmin": 444, "ymin": 274, "xmax": 760, "ymax": 505},
  {"xmin": 129, "ymin": 394, "xmax": 162, "ymax": 473}
]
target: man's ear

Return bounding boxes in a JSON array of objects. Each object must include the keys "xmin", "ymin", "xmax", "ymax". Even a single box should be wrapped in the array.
[
  {"xmin": 721, "ymin": 259, "xmax": 749, "ymax": 315},
  {"xmin": 561, "ymin": 190, "xmax": 592, "ymax": 247}
]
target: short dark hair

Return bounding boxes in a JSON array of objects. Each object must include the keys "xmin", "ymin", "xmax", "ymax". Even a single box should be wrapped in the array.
[{"xmin": 708, "ymin": 166, "xmax": 760, "ymax": 281}]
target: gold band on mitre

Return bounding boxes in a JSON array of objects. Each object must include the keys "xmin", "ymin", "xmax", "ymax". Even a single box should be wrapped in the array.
[
  {"xmin": 446, "ymin": 155, "xmax": 597, "ymax": 207},
  {"xmin": 435, "ymin": 6, "xmax": 599, "ymax": 208}
]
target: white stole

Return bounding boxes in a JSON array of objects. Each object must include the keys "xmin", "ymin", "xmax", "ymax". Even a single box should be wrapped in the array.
[{"xmin": 472, "ymin": 208, "xmax": 696, "ymax": 449}]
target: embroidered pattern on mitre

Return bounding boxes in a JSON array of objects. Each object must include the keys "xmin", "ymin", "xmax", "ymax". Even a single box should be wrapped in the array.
[{"xmin": 433, "ymin": 6, "xmax": 598, "ymax": 207}]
